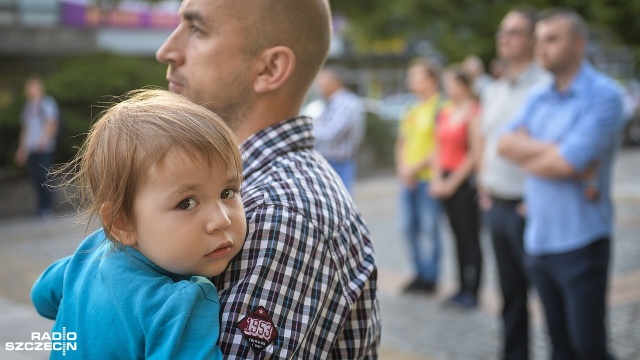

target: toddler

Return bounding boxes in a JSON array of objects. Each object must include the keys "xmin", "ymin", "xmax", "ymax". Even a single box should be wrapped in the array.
[{"xmin": 31, "ymin": 89, "xmax": 246, "ymax": 359}]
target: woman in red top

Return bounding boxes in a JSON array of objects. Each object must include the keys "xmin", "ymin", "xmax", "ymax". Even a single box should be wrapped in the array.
[{"xmin": 430, "ymin": 64, "xmax": 483, "ymax": 309}]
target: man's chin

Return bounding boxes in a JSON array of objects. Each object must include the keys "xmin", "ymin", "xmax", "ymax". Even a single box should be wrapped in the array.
[{"xmin": 168, "ymin": 82, "xmax": 185, "ymax": 95}]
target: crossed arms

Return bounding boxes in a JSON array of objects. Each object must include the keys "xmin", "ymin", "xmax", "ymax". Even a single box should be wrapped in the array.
[{"xmin": 498, "ymin": 128, "xmax": 575, "ymax": 179}]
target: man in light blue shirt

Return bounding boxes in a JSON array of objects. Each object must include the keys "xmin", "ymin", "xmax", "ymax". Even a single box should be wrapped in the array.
[{"xmin": 499, "ymin": 8, "xmax": 623, "ymax": 360}]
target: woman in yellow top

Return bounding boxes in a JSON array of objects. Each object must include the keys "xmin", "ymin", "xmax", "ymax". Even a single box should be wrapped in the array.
[{"xmin": 395, "ymin": 58, "xmax": 445, "ymax": 294}]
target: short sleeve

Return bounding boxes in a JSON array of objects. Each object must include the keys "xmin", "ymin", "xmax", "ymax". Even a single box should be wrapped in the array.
[
  {"xmin": 399, "ymin": 107, "xmax": 416, "ymax": 137},
  {"xmin": 42, "ymin": 97, "xmax": 59, "ymax": 122}
]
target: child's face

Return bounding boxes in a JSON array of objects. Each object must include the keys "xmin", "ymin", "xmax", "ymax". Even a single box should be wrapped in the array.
[{"xmin": 128, "ymin": 148, "xmax": 246, "ymax": 278}]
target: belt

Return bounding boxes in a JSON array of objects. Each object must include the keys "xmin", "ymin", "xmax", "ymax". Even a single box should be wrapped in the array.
[{"xmin": 490, "ymin": 195, "xmax": 522, "ymax": 206}]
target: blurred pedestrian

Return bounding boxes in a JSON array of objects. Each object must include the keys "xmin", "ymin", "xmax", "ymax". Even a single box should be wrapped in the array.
[
  {"xmin": 462, "ymin": 55, "xmax": 493, "ymax": 96},
  {"xmin": 395, "ymin": 58, "xmax": 445, "ymax": 294},
  {"xmin": 14, "ymin": 74, "xmax": 60, "ymax": 218},
  {"xmin": 499, "ymin": 8, "xmax": 624, "ymax": 359},
  {"xmin": 156, "ymin": 0, "xmax": 380, "ymax": 357},
  {"xmin": 476, "ymin": 6, "xmax": 551, "ymax": 360},
  {"xmin": 430, "ymin": 64, "xmax": 482, "ymax": 309},
  {"xmin": 489, "ymin": 58, "xmax": 506, "ymax": 80},
  {"xmin": 314, "ymin": 65, "xmax": 366, "ymax": 194}
]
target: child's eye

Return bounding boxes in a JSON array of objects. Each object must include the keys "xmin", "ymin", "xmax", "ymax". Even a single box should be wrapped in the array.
[
  {"xmin": 221, "ymin": 189, "xmax": 238, "ymax": 200},
  {"xmin": 177, "ymin": 198, "xmax": 197, "ymax": 210}
]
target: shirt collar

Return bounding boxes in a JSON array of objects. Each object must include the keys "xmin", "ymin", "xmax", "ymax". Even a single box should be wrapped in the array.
[
  {"xmin": 502, "ymin": 62, "xmax": 542, "ymax": 87},
  {"xmin": 507, "ymin": 63, "xmax": 531, "ymax": 84},
  {"xmin": 546, "ymin": 61, "xmax": 594, "ymax": 96},
  {"xmin": 240, "ymin": 116, "xmax": 315, "ymax": 180}
]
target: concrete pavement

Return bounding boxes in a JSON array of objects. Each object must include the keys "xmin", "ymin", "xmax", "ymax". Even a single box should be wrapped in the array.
[{"xmin": 1, "ymin": 147, "xmax": 639, "ymax": 359}]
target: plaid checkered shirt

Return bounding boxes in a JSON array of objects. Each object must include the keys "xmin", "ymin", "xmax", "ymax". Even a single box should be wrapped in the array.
[{"xmin": 213, "ymin": 116, "xmax": 381, "ymax": 359}]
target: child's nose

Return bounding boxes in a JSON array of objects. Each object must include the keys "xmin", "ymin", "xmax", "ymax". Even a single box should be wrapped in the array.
[{"xmin": 206, "ymin": 203, "xmax": 232, "ymax": 233}]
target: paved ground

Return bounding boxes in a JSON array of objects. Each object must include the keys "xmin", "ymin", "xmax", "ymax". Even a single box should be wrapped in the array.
[{"xmin": 1, "ymin": 147, "xmax": 639, "ymax": 359}]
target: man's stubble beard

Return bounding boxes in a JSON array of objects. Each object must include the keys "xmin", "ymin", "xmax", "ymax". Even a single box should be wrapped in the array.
[{"xmin": 201, "ymin": 81, "xmax": 254, "ymax": 133}]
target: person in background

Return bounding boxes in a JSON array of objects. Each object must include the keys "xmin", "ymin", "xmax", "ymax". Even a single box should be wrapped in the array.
[
  {"xmin": 489, "ymin": 58, "xmax": 507, "ymax": 80},
  {"xmin": 430, "ymin": 64, "xmax": 482, "ymax": 310},
  {"xmin": 395, "ymin": 58, "xmax": 445, "ymax": 294},
  {"xmin": 499, "ymin": 8, "xmax": 624, "ymax": 359},
  {"xmin": 462, "ymin": 55, "xmax": 493, "ymax": 96},
  {"xmin": 476, "ymin": 6, "xmax": 551, "ymax": 360},
  {"xmin": 156, "ymin": 0, "xmax": 380, "ymax": 358},
  {"xmin": 314, "ymin": 65, "xmax": 366, "ymax": 194},
  {"xmin": 14, "ymin": 74, "xmax": 59, "ymax": 218},
  {"xmin": 32, "ymin": 89, "xmax": 245, "ymax": 359}
]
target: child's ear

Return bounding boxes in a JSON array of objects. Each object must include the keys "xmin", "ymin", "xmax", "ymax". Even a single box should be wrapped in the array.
[{"xmin": 99, "ymin": 203, "xmax": 137, "ymax": 247}]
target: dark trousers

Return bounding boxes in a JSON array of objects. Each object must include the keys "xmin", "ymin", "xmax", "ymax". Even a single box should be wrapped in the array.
[
  {"xmin": 485, "ymin": 200, "xmax": 529, "ymax": 360},
  {"xmin": 26, "ymin": 151, "xmax": 54, "ymax": 215},
  {"xmin": 526, "ymin": 239, "xmax": 613, "ymax": 360},
  {"xmin": 442, "ymin": 178, "xmax": 482, "ymax": 296}
]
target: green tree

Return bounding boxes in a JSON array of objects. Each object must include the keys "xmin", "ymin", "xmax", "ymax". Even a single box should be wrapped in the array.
[
  {"xmin": 47, "ymin": 53, "xmax": 167, "ymax": 163},
  {"xmin": 0, "ymin": 54, "xmax": 167, "ymax": 168},
  {"xmin": 330, "ymin": 0, "xmax": 640, "ymax": 71}
]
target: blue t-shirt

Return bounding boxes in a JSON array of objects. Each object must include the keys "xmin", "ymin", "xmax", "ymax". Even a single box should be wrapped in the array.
[
  {"xmin": 506, "ymin": 62, "xmax": 624, "ymax": 255},
  {"xmin": 31, "ymin": 229, "xmax": 223, "ymax": 359}
]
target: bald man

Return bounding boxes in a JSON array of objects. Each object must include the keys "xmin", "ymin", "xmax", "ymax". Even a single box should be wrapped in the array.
[{"xmin": 156, "ymin": 0, "xmax": 380, "ymax": 358}]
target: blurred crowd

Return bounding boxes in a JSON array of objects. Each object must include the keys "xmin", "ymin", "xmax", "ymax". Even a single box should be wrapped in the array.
[{"xmin": 310, "ymin": 5, "xmax": 627, "ymax": 360}]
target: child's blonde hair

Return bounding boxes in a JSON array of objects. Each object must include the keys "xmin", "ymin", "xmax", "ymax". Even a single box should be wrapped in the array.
[{"xmin": 63, "ymin": 89, "xmax": 242, "ymax": 244}]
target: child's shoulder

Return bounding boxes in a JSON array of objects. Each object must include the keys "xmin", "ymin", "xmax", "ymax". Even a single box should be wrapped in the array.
[
  {"xmin": 165, "ymin": 276, "xmax": 220, "ymax": 305},
  {"xmin": 77, "ymin": 229, "xmax": 219, "ymax": 308},
  {"xmin": 142, "ymin": 277, "xmax": 220, "ymax": 333},
  {"xmin": 72, "ymin": 228, "xmax": 111, "ymax": 257}
]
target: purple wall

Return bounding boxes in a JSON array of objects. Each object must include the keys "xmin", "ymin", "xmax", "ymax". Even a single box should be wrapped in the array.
[{"xmin": 60, "ymin": 1, "xmax": 178, "ymax": 29}]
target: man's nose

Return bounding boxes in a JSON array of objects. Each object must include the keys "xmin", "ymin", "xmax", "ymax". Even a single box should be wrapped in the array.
[{"xmin": 156, "ymin": 28, "xmax": 182, "ymax": 65}]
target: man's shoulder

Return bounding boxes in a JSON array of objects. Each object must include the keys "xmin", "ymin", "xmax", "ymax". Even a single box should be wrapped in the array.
[
  {"xmin": 243, "ymin": 150, "xmax": 360, "ymax": 225},
  {"xmin": 42, "ymin": 95, "xmax": 59, "ymax": 109},
  {"xmin": 481, "ymin": 78, "xmax": 516, "ymax": 103},
  {"xmin": 332, "ymin": 88, "xmax": 362, "ymax": 104},
  {"xmin": 589, "ymin": 70, "xmax": 623, "ymax": 98},
  {"xmin": 244, "ymin": 151, "xmax": 343, "ymax": 203},
  {"xmin": 339, "ymin": 88, "xmax": 361, "ymax": 100},
  {"xmin": 43, "ymin": 95, "xmax": 57, "ymax": 103}
]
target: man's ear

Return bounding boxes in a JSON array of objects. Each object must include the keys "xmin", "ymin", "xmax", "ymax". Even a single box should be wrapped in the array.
[
  {"xmin": 99, "ymin": 203, "xmax": 136, "ymax": 246},
  {"xmin": 253, "ymin": 46, "xmax": 295, "ymax": 93},
  {"xmin": 576, "ymin": 36, "xmax": 587, "ymax": 55}
]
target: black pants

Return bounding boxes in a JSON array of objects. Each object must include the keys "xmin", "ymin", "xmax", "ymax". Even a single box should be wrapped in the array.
[
  {"xmin": 26, "ymin": 151, "xmax": 54, "ymax": 215},
  {"xmin": 486, "ymin": 199, "xmax": 529, "ymax": 360},
  {"xmin": 442, "ymin": 177, "xmax": 481, "ymax": 296},
  {"xmin": 527, "ymin": 239, "xmax": 613, "ymax": 360}
]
